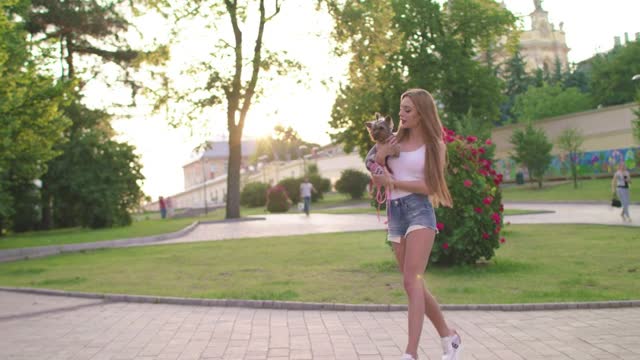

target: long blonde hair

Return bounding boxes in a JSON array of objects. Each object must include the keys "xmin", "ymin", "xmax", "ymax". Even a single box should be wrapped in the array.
[{"xmin": 396, "ymin": 89, "xmax": 453, "ymax": 208}]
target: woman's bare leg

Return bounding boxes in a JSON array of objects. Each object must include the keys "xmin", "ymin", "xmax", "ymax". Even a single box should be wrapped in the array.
[
  {"xmin": 399, "ymin": 228, "xmax": 436, "ymax": 357},
  {"xmin": 392, "ymin": 232, "xmax": 453, "ymax": 358}
]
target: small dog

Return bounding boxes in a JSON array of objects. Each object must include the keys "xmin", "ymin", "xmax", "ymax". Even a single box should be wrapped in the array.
[{"xmin": 365, "ymin": 113, "xmax": 399, "ymax": 175}]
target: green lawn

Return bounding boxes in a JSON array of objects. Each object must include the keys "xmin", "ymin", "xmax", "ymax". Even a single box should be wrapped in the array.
[
  {"xmin": 502, "ymin": 178, "xmax": 639, "ymax": 202},
  {"xmin": 0, "ymin": 206, "xmax": 267, "ymax": 250},
  {"xmin": 1, "ymin": 224, "xmax": 637, "ymax": 304}
]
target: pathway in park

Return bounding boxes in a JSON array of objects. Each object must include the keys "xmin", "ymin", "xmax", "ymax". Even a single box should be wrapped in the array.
[
  {"xmin": 1, "ymin": 202, "xmax": 639, "ymax": 359},
  {"xmin": 157, "ymin": 202, "xmax": 639, "ymax": 245}
]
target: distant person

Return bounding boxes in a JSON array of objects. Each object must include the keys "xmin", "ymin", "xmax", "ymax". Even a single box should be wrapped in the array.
[
  {"xmin": 166, "ymin": 196, "xmax": 174, "ymax": 218},
  {"xmin": 159, "ymin": 196, "xmax": 167, "ymax": 219},
  {"xmin": 612, "ymin": 163, "xmax": 632, "ymax": 222},
  {"xmin": 299, "ymin": 177, "xmax": 317, "ymax": 216}
]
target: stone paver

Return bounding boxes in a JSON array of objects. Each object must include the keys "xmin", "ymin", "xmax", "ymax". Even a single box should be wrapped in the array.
[
  {"xmin": 2, "ymin": 203, "xmax": 640, "ymax": 359},
  {"xmin": 158, "ymin": 214, "xmax": 387, "ymax": 245},
  {"xmin": 503, "ymin": 202, "xmax": 639, "ymax": 227},
  {"xmin": 1, "ymin": 291, "xmax": 639, "ymax": 360}
]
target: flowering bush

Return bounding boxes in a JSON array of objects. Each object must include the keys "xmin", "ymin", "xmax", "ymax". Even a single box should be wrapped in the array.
[
  {"xmin": 266, "ymin": 185, "xmax": 292, "ymax": 213},
  {"xmin": 431, "ymin": 128, "xmax": 505, "ymax": 266}
]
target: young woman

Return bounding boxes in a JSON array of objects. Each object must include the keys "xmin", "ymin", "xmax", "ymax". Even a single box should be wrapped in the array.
[
  {"xmin": 371, "ymin": 89, "xmax": 462, "ymax": 360},
  {"xmin": 612, "ymin": 163, "xmax": 632, "ymax": 222}
]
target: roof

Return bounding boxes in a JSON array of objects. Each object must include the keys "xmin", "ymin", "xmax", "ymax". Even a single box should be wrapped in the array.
[{"xmin": 201, "ymin": 140, "xmax": 258, "ymax": 159}]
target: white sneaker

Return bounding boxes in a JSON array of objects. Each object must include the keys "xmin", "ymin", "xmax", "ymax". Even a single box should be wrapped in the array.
[
  {"xmin": 441, "ymin": 332, "xmax": 463, "ymax": 360},
  {"xmin": 401, "ymin": 353, "xmax": 416, "ymax": 360}
]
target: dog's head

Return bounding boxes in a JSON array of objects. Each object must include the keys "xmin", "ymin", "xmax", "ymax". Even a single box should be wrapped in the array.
[{"xmin": 366, "ymin": 113, "xmax": 394, "ymax": 143}]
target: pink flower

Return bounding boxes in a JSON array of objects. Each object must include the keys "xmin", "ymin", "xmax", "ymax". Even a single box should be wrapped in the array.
[
  {"xmin": 494, "ymin": 226, "xmax": 501, "ymax": 234},
  {"xmin": 499, "ymin": 204, "xmax": 504, "ymax": 213},
  {"xmin": 500, "ymin": 238, "xmax": 506, "ymax": 244},
  {"xmin": 482, "ymin": 232, "xmax": 490, "ymax": 240},
  {"xmin": 479, "ymin": 169, "xmax": 489, "ymax": 177},
  {"xmin": 491, "ymin": 212, "xmax": 501, "ymax": 225},
  {"xmin": 474, "ymin": 207, "xmax": 483, "ymax": 214},
  {"xmin": 466, "ymin": 136, "xmax": 477, "ymax": 143},
  {"xmin": 463, "ymin": 179, "xmax": 472, "ymax": 187},
  {"xmin": 442, "ymin": 243, "xmax": 449, "ymax": 250},
  {"xmin": 436, "ymin": 222, "xmax": 445, "ymax": 231},
  {"xmin": 485, "ymin": 139, "xmax": 492, "ymax": 145},
  {"xmin": 478, "ymin": 147, "xmax": 486, "ymax": 154},
  {"xmin": 483, "ymin": 196, "xmax": 493, "ymax": 205}
]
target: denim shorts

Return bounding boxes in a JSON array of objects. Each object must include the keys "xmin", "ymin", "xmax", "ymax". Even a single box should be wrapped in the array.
[{"xmin": 387, "ymin": 193, "xmax": 438, "ymax": 243}]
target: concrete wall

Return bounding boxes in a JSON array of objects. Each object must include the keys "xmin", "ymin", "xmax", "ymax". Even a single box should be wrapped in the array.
[{"xmin": 492, "ymin": 102, "xmax": 638, "ymax": 160}]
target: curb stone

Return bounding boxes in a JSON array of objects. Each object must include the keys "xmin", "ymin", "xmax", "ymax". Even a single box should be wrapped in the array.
[
  {"xmin": 0, "ymin": 221, "xmax": 200, "ymax": 263},
  {"xmin": 1, "ymin": 287, "xmax": 638, "ymax": 312},
  {"xmin": 0, "ymin": 217, "xmax": 267, "ymax": 264}
]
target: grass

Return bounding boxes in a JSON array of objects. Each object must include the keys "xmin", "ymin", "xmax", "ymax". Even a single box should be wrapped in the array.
[
  {"xmin": 0, "ymin": 224, "xmax": 638, "ymax": 304},
  {"xmin": 0, "ymin": 206, "xmax": 267, "ymax": 250},
  {"xmin": 502, "ymin": 178, "xmax": 639, "ymax": 202}
]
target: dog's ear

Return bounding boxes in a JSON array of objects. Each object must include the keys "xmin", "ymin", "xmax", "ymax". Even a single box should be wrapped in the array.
[
  {"xmin": 385, "ymin": 115, "xmax": 394, "ymax": 131},
  {"xmin": 366, "ymin": 121, "xmax": 375, "ymax": 130}
]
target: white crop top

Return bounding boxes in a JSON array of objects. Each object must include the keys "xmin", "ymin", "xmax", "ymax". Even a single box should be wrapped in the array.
[{"xmin": 387, "ymin": 145, "xmax": 425, "ymax": 199}]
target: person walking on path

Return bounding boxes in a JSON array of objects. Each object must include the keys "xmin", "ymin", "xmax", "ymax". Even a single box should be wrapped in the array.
[
  {"xmin": 159, "ymin": 196, "xmax": 167, "ymax": 219},
  {"xmin": 299, "ymin": 177, "xmax": 317, "ymax": 216},
  {"xmin": 612, "ymin": 163, "xmax": 632, "ymax": 222},
  {"xmin": 371, "ymin": 88, "xmax": 462, "ymax": 360}
]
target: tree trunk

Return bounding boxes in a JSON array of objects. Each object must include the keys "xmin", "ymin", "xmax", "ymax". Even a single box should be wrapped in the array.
[
  {"xmin": 225, "ymin": 128, "xmax": 242, "ymax": 219},
  {"xmin": 40, "ymin": 180, "xmax": 53, "ymax": 230}
]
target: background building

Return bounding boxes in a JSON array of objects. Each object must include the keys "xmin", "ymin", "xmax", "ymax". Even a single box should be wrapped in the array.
[{"xmin": 182, "ymin": 140, "xmax": 257, "ymax": 190}]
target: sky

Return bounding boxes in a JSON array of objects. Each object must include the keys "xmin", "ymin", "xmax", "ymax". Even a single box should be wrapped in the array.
[{"xmin": 103, "ymin": 0, "xmax": 640, "ymax": 200}]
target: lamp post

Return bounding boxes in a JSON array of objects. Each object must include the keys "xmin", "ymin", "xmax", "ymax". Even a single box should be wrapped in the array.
[
  {"xmin": 194, "ymin": 142, "xmax": 211, "ymax": 215},
  {"xmin": 298, "ymin": 145, "xmax": 308, "ymax": 176},
  {"xmin": 258, "ymin": 155, "xmax": 268, "ymax": 183},
  {"xmin": 201, "ymin": 156, "xmax": 208, "ymax": 215}
]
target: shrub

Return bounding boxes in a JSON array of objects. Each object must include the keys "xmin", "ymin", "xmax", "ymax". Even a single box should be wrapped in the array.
[
  {"xmin": 308, "ymin": 174, "xmax": 331, "ymax": 201},
  {"xmin": 279, "ymin": 178, "xmax": 302, "ymax": 204},
  {"xmin": 432, "ymin": 129, "xmax": 505, "ymax": 265},
  {"xmin": 335, "ymin": 169, "xmax": 370, "ymax": 199},
  {"xmin": 266, "ymin": 185, "xmax": 291, "ymax": 213},
  {"xmin": 240, "ymin": 182, "xmax": 269, "ymax": 208},
  {"xmin": 279, "ymin": 175, "xmax": 331, "ymax": 204}
]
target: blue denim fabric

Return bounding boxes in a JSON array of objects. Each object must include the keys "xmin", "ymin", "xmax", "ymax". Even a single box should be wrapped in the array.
[
  {"xmin": 386, "ymin": 193, "xmax": 437, "ymax": 243},
  {"xmin": 303, "ymin": 196, "xmax": 311, "ymax": 215}
]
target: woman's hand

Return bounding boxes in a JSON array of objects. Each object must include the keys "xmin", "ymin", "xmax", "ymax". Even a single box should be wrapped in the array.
[
  {"xmin": 372, "ymin": 169, "xmax": 394, "ymax": 189},
  {"xmin": 375, "ymin": 136, "xmax": 398, "ymax": 165}
]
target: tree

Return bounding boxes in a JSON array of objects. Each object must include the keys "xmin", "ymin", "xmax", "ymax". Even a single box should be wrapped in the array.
[
  {"xmin": 633, "ymin": 92, "xmax": 640, "ymax": 144},
  {"xmin": 21, "ymin": 0, "xmax": 165, "ymax": 229},
  {"xmin": 45, "ymin": 102, "xmax": 145, "ymax": 228},
  {"xmin": 252, "ymin": 125, "xmax": 318, "ymax": 163},
  {"xmin": 0, "ymin": 0, "xmax": 71, "ymax": 234},
  {"xmin": 513, "ymin": 83, "xmax": 593, "ymax": 122},
  {"xmin": 557, "ymin": 128, "xmax": 584, "ymax": 189},
  {"xmin": 590, "ymin": 40, "xmax": 640, "ymax": 106},
  {"xmin": 510, "ymin": 124, "xmax": 553, "ymax": 188},
  {"xmin": 154, "ymin": 0, "xmax": 294, "ymax": 219},
  {"xmin": 499, "ymin": 47, "xmax": 530, "ymax": 124},
  {"xmin": 321, "ymin": 0, "xmax": 517, "ymax": 158}
]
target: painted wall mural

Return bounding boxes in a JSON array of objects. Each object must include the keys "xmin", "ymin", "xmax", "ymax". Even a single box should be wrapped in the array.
[{"xmin": 496, "ymin": 147, "xmax": 640, "ymax": 180}]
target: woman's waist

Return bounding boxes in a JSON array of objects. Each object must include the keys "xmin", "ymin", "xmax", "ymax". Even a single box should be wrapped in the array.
[{"xmin": 388, "ymin": 191, "xmax": 429, "ymax": 202}]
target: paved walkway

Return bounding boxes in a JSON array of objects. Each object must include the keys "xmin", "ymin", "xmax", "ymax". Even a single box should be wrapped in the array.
[
  {"xmin": 2, "ymin": 202, "xmax": 640, "ymax": 359},
  {"xmin": 1, "ymin": 291, "xmax": 639, "ymax": 360},
  {"xmin": 155, "ymin": 202, "xmax": 638, "ymax": 246}
]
